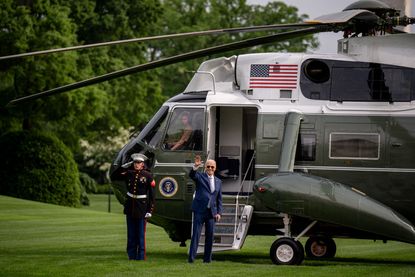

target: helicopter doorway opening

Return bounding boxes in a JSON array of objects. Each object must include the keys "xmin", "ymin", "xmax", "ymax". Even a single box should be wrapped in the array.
[{"xmin": 209, "ymin": 106, "xmax": 257, "ymax": 194}]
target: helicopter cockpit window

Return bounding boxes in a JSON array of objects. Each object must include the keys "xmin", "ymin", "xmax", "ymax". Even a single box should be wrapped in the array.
[
  {"xmin": 163, "ymin": 108, "xmax": 204, "ymax": 151},
  {"xmin": 137, "ymin": 106, "xmax": 169, "ymax": 148}
]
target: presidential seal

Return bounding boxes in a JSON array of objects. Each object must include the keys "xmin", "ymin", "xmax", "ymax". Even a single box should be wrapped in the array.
[{"xmin": 159, "ymin": 177, "xmax": 179, "ymax": 197}]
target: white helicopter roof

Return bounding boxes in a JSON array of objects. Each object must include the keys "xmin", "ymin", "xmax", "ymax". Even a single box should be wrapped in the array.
[
  {"xmin": 184, "ymin": 52, "xmax": 348, "ymax": 104},
  {"xmin": 184, "ymin": 33, "xmax": 415, "ymax": 98},
  {"xmin": 182, "ymin": 33, "xmax": 415, "ymax": 116}
]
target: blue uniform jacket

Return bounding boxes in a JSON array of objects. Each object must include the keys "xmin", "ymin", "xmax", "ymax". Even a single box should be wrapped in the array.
[{"xmin": 189, "ymin": 168, "xmax": 223, "ymax": 217}]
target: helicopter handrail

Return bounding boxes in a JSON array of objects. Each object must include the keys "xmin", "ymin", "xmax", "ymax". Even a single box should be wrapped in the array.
[
  {"xmin": 237, "ymin": 150, "xmax": 256, "ymax": 202},
  {"xmin": 232, "ymin": 150, "xmax": 256, "ymax": 244},
  {"xmin": 234, "ymin": 194, "xmax": 239, "ymax": 244}
]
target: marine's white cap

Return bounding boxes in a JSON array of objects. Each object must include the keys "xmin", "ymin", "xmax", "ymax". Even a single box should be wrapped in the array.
[{"xmin": 131, "ymin": 153, "xmax": 148, "ymax": 163}]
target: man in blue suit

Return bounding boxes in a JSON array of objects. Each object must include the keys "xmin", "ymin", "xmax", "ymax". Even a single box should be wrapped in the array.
[{"xmin": 188, "ymin": 155, "xmax": 222, "ymax": 263}]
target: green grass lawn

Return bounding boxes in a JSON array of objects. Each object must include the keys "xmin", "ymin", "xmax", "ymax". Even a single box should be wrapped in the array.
[
  {"xmin": 1, "ymin": 195, "xmax": 415, "ymax": 277},
  {"xmin": 82, "ymin": 193, "xmax": 124, "ymax": 214}
]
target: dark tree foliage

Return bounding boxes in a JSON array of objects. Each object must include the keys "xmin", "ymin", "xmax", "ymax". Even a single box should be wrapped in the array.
[
  {"xmin": 0, "ymin": 0, "xmax": 165, "ymax": 181},
  {"xmin": 149, "ymin": 0, "xmax": 319, "ymax": 97},
  {"xmin": 0, "ymin": 0, "xmax": 317, "ymax": 184},
  {"xmin": 0, "ymin": 131, "xmax": 81, "ymax": 207},
  {"xmin": 0, "ymin": 0, "xmax": 165, "ymax": 150}
]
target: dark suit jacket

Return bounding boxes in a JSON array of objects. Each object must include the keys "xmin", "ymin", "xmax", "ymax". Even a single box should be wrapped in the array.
[{"xmin": 189, "ymin": 168, "xmax": 222, "ymax": 217}]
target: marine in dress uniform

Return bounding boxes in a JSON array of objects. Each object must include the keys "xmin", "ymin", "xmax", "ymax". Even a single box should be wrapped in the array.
[{"xmin": 121, "ymin": 153, "xmax": 155, "ymax": 260}]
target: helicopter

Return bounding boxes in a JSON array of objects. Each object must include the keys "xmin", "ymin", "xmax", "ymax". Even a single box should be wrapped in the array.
[{"xmin": 5, "ymin": 0, "xmax": 415, "ymax": 266}]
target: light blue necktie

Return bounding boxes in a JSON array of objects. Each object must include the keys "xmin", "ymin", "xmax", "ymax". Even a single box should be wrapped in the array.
[
  {"xmin": 209, "ymin": 176, "xmax": 215, "ymax": 193},
  {"xmin": 207, "ymin": 176, "xmax": 214, "ymax": 208}
]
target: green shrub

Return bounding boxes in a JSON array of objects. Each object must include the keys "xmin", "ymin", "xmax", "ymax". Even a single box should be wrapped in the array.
[
  {"xmin": 78, "ymin": 172, "xmax": 97, "ymax": 206},
  {"xmin": 0, "ymin": 131, "xmax": 80, "ymax": 207},
  {"xmin": 80, "ymin": 187, "xmax": 90, "ymax": 206},
  {"xmin": 95, "ymin": 184, "xmax": 114, "ymax": 194},
  {"xmin": 79, "ymin": 172, "xmax": 97, "ymax": 193}
]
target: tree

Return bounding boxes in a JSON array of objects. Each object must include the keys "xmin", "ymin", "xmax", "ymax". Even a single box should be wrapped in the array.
[
  {"xmin": 0, "ymin": 0, "xmax": 318, "ymax": 183},
  {"xmin": 0, "ymin": 0, "xmax": 165, "ymax": 179},
  {"xmin": 149, "ymin": 0, "xmax": 319, "ymax": 97},
  {"xmin": 0, "ymin": 0, "xmax": 79, "ymax": 132},
  {"xmin": 64, "ymin": 0, "xmax": 165, "ymax": 178}
]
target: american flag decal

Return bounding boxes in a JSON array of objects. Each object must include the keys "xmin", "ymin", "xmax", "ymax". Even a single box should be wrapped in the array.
[{"xmin": 249, "ymin": 64, "xmax": 298, "ymax": 89}]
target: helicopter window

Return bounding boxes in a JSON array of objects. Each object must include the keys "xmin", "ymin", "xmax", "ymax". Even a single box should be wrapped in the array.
[
  {"xmin": 137, "ymin": 106, "xmax": 169, "ymax": 147},
  {"xmin": 303, "ymin": 60, "xmax": 330, "ymax": 83},
  {"xmin": 163, "ymin": 108, "xmax": 204, "ymax": 151},
  {"xmin": 301, "ymin": 60, "xmax": 415, "ymax": 102},
  {"xmin": 331, "ymin": 65, "xmax": 412, "ymax": 102},
  {"xmin": 295, "ymin": 134, "xmax": 316, "ymax": 162},
  {"xmin": 383, "ymin": 68, "xmax": 413, "ymax": 102},
  {"xmin": 331, "ymin": 67, "xmax": 372, "ymax": 101},
  {"xmin": 329, "ymin": 133, "xmax": 380, "ymax": 160}
]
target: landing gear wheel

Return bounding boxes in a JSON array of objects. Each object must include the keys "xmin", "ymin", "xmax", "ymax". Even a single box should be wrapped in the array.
[
  {"xmin": 305, "ymin": 236, "xmax": 336, "ymax": 259},
  {"xmin": 270, "ymin": 238, "xmax": 304, "ymax": 265}
]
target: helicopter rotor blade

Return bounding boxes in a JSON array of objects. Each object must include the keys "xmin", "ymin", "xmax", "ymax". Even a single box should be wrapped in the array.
[
  {"xmin": 0, "ymin": 22, "xmax": 325, "ymax": 61},
  {"xmin": 307, "ymin": 9, "xmax": 379, "ymax": 24},
  {"xmin": 2, "ymin": 8, "xmax": 389, "ymax": 62},
  {"xmin": 8, "ymin": 26, "xmax": 326, "ymax": 106}
]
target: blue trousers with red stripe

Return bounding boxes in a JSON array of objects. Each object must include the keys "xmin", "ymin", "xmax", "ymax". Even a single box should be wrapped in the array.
[{"xmin": 126, "ymin": 215, "xmax": 146, "ymax": 260}]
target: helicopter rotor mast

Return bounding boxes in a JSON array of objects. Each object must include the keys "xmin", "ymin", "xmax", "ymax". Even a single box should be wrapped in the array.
[{"xmin": 340, "ymin": 0, "xmax": 415, "ymax": 36}]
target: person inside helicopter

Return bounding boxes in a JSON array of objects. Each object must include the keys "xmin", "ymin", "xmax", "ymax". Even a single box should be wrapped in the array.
[{"xmin": 168, "ymin": 111, "xmax": 193, "ymax": 150}]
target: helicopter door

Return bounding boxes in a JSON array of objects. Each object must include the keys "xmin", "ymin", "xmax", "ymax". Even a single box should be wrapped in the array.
[
  {"xmin": 209, "ymin": 106, "xmax": 257, "ymax": 193},
  {"xmin": 151, "ymin": 106, "xmax": 205, "ymax": 207}
]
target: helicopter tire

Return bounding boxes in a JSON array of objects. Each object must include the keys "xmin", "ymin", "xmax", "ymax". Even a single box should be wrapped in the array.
[
  {"xmin": 305, "ymin": 236, "xmax": 336, "ymax": 259},
  {"xmin": 270, "ymin": 237, "xmax": 304, "ymax": 265}
]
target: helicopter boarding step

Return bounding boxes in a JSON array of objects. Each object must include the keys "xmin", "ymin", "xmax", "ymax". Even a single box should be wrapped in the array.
[{"xmin": 196, "ymin": 201, "xmax": 253, "ymax": 254}]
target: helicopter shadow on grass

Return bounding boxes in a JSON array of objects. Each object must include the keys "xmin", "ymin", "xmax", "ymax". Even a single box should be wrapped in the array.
[
  {"xmin": 24, "ymin": 248, "xmax": 415, "ymax": 267},
  {"xmin": 208, "ymin": 251, "xmax": 415, "ymax": 267},
  {"xmin": 148, "ymin": 247, "xmax": 272, "ymax": 264},
  {"xmin": 17, "ymin": 248, "xmax": 187, "ymax": 263},
  {"xmin": 211, "ymin": 251, "xmax": 274, "ymax": 265},
  {"xmin": 12, "ymin": 249, "xmax": 128, "ymax": 261},
  {"xmin": 303, "ymin": 256, "xmax": 415, "ymax": 267},
  {"xmin": 146, "ymin": 248, "xmax": 189, "ymax": 262}
]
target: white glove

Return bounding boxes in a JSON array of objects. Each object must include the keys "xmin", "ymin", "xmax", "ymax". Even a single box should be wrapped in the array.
[{"xmin": 145, "ymin": 213, "xmax": 152, "ymax": 218}]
